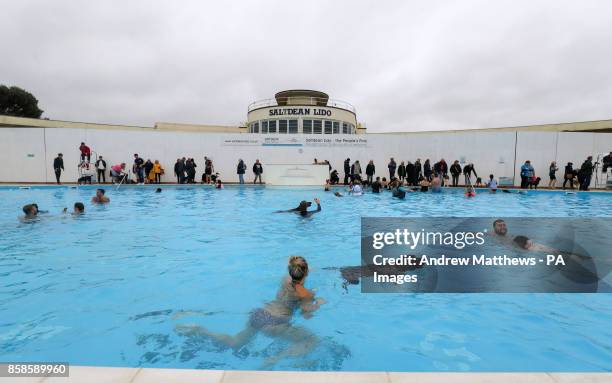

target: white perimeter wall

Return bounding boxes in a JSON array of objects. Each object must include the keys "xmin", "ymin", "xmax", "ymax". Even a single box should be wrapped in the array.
[{"xmin": 0, "ymin": 127, "xmax": 610, "ymax": 187}]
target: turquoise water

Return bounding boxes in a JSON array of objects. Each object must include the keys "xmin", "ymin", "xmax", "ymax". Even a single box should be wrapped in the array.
[{"xmin": 1, "ymin": 185, "xmax": 611, "ymax": 371}]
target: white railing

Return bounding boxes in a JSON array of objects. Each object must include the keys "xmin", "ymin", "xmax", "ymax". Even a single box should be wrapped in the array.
[{"xmin": 247, "ymin": 97, "xmax": 356, "ymax": 114}]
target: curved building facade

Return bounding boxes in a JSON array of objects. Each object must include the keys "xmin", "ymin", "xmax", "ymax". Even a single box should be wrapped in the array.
[{"xmin": 247, "ymin": 90, "xmax": 358, "ymax": 134}]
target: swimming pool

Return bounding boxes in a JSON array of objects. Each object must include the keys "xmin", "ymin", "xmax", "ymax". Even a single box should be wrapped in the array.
[{"xmin": 1, "ymin": 185, "xmax": 611, "ymax": 371}]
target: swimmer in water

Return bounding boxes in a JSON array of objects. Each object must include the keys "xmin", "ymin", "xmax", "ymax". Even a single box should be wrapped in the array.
[
  {"xmin": 276, "ymin": 198, "xmax": 322, "ymax": 217},
  {"xmin": 493, "ymin": 219, "xmax": 590, "ymax": 261},
  {"xmin": 64, "ymin": 202, "xmax": 85, "ymax": 215},
  {"xmin": 430, "ymin": 174, "xmax": 442, "ymax": 192},
  {"xmin": 348, "ymin": 180, "xmax": 363, "ymax": 195},
  {"xmin": 334, "ymin": 191, "xmax": 343, "ymax": 197},
  {"xmin": 21, "ymin": 204, "xmax": 39, "ymax": 220},
  {"xmin": 176, "ymin": 256, "xmax": 324, "ymax": 367},
  {"xmin": 465, "ymin": 185, "xmax": 476, "ymax": 197},
  {"xmin": 419, "ymin": 177, "xmax": 430, "ymax": 192},
  {"xmin": 91, "ymin": 188, "xmax": 110, "ymax": 203},
  {"xmin": 324, "ymin": 179, "xmax": 331, "ymax": 191},
  {"xmin": 155, "ymin": 188, "xmax": 162, "ymax": 193}
]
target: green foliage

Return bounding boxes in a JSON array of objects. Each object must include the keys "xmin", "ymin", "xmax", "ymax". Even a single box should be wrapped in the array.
[{"xmin": 0, "ymin": 85, "xmax": 43, "ymax": 118}]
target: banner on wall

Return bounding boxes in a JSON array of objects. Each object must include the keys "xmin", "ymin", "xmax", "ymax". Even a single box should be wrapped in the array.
[{"xmin": 221, "ymin": 135, "xmax": 369, "ymax": 148}]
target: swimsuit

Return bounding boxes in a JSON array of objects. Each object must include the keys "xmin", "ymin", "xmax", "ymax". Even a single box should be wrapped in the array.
[{"xmin": 248, "ymin": 308, "xmax": 289, "ymax": 329}]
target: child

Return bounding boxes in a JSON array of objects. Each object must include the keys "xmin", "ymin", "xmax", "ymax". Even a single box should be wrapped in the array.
[
  {"xmin": 465, "ymin": 185, "xmax": 476, "ymax": 198},
  {"xmin": 487, "ymin": 174, "xmax": 498, "ymax": 192},
  {"xmin": 215, "ymin": 179, "xmax": 223, "ymax": 189}
]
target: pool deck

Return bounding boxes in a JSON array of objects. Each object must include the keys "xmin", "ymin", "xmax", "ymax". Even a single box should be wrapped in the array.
[
  {"xmin": 6, "ymin": 367, "xmax": 611, "ymax": 383},
  {"xmin": 0, "ymin": 182, "xmax": 610, "ymax": 192}
]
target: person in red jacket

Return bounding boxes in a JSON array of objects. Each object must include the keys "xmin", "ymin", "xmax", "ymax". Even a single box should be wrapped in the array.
[{"xmin": 79, "ymin": 142, "xmax": 91, "ymax": 162}]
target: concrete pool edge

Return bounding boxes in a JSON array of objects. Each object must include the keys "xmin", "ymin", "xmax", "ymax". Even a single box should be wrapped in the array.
[
  {"xmin": 0, "ymin": 182, "xmax": 611, "ymax": 193},
  {"xmin": 13, "ymin": 366, "xmax": 612, "ymax": 382}
]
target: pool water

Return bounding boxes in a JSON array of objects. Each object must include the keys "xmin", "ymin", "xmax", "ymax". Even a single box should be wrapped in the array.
[{"xmin": 1, "ymin": 185, "xmax": 611, "ymax": 371}]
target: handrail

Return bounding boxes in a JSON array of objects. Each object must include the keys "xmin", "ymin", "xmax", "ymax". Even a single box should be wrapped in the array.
[
  {"xmin": 115, "ymin": 169, "xmax": 130, "ymax": 191},
  {"xmin": 248, "ymin": 97, "xmax": 356, "ymax": 114}
]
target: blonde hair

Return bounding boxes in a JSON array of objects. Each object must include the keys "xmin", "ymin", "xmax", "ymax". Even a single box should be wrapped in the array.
[{"xmin": 288, "ymin": 256, "xmax": 309, "ymax": 282}]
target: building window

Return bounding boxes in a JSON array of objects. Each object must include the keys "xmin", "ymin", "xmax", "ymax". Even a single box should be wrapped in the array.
[
  {"xmin": 259, "ymin": 121, "xmax": 266, "ymax": 134},
  {"xmin": 313, "ymin": 120, "xmax": 322, "ymax": 134},
  {"xmin": 268, "ymin": 120, "xmax": 277, "ymax": 134},
  {"xmin": 279, "ymin": 120, "xmax": 288, "ymax": 134},
  {"xmin": 342, "ymin": 122, "xmax": 349, "ymax": 134},
  {"xmin": 333, "ymin": 121, "xmax": 339, "ymax": 134},
  {"xmin": 324, "ymin": 120, "xmax": 332, "ymax": 134},
  {"xmin": 350, "ymin": 124, "xmax": 355, "ymax": 134},
  {"xmin": 303, "ymin": 120, "xmax": 312, "ymax": 134},
  {"xmin": 289, "ymin": 119, "xmax": 298, "ymax": 134}
]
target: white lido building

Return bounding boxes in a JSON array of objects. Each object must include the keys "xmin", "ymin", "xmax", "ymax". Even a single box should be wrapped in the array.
[
  {"xmin": 246, "ymin": 90, "xmax": 360, "ymax": 135},
  {"xmin": 0, "ymin": 89, "xmax": 611, "ymax": 187}
]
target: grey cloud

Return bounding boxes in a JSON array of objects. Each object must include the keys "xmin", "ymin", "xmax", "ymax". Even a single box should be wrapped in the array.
[{"xmin": 1, "ymin": 0, "xmax": 611, "ymax": 131}]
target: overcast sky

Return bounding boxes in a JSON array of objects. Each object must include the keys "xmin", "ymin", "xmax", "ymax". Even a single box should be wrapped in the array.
[{"xmin": 2, "ymin": 0, "xmax": 612, "ymax": 132}]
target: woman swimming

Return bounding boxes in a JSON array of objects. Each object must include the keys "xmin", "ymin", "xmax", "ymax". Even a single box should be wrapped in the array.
[
  {"xmin": 276, "ymin": 198, "xmax": 322, "ymax": 217},
  {"xmin": 176, "ymin": 256, "xmax": 324, "ymax": 367}
]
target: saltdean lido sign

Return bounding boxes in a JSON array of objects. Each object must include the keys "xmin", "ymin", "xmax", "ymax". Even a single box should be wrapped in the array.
[{"xmin": 268, "ymin": 107, "xmax": 332, "ymax": 117}]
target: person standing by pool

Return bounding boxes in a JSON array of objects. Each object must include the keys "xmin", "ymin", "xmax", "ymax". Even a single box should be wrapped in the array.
[
  {"xmin": 520, "ymin": 160, "xmax": 534, "ymax": 189},
  {"xmin": 186, "ymin": 158, "xmax": 197, "ymax": 184},
  {"xmin": 330, "ymin": 169, "xmax": 340, "ymax": 184},
  {"xmin": 450, "ymin": 160, "xmax": 461, "ymax": 187},
  {"xmin": 237, "ymin": 159, "xmax": 246, "ymax": 184},
  {"xmin": 603, "ymin": 152, "xmax": 612, "ymax": 173},
  {"xmin": 204, "ymin": 158, "xmax": 213, "ymax": 184},
  {"xmin": 110, "ymin": 163, "xmax": 127, "ymax": 184},
  {"xmin": 92, "ymin": 188, "xmax": 110, "ymax": 204},
  {"xmin": 578, "ymin": 156, "xmax": 594, "ymax": 191},
  {"xmin": 176, "ymin": 256, "xmax": 324, "ymax": 368},
  {"xmin": 253, "ymin": 159, "xmax": 263, "ymax": 184},
  {"xmin": 95, "ymin": 156, "xmax": 107, "ymax": 183},
  {"xmin": 152, "ymin": 160, "xmax": 163, "ymax": 184},
  {"xmin": 173, "ymin": 159, "xmax": 182, "ymax": 184},
  {"xmin": 463, "ymin": 163, "xmax": 477, "ymax": 185},
  {"xmin": 343, "ymin": 158, "xmax": 351, "ymax": 185},
  {"xmin": 423, "ymin": 159, "xmax": 432, "ymax": 181},
  {"xmin": 388, "ymin": 158, "xmax": 397, "ymax": 180},
  {"xmin": 434, "ymin": 159, "xmax": 448, "ymax": 184},
  {"xmin": 144, "ymin": 159, "xmax": 154, "ymax": 184},
  {"xmin": 414, "ymin": 159, "xmax": 422, "ymax": 180},
  {"xmin": 79, "ymin": 142, "xmax": 91, "ymax": 163},
  {"xmin": 563, "ymin": 162, "xmax": 575, "ymax": 189},
  {"xmin": 53, "ymin": 153, "xmax": 64, "ymax": 184},
  {"xmin": 133, "ymin": 154, "xmax": 144, "ymax": 184},
  {"xmin": 548, "ymin": 161, "xmax": 558, "ymax": 189},
  {"xmin": 351, "ymin": 160, "xmax": 362, "ymax": 182},
  {"xmin": 407, "ymin": 161, "xmax": 418, "ymax": 186},
  {"xmin": 397, "ymin": 161, "xmax": 406, "ymax": 182},
  {"xmin": 365, "ymin": 160, "xmax": 375, "ymax": 184}
]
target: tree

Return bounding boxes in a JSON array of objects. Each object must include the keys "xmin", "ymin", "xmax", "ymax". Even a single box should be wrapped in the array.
[{"xmin": 0, "ymin": 85, "xmax": 43, "ymax": 118}]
